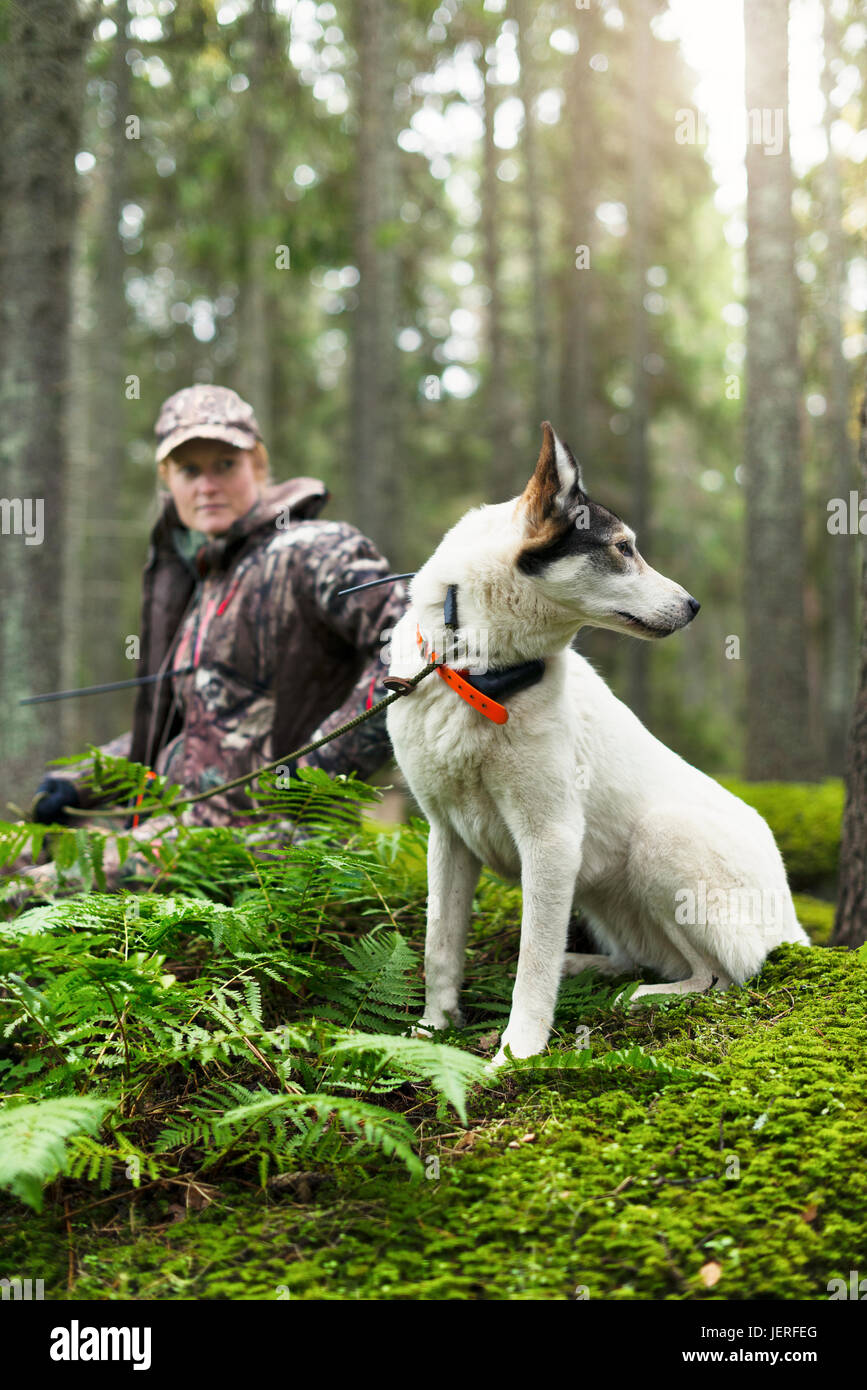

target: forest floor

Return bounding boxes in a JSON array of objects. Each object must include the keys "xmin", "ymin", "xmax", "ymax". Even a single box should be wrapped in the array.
[{"xmin": 3, "ymin": 882, "xmax": 864, "ymax": 1302}]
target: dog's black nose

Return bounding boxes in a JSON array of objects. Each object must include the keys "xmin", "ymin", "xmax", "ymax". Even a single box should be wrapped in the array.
[{"xmin": 687, "ymin": 597, "xmax": 701, "ymax": 617}]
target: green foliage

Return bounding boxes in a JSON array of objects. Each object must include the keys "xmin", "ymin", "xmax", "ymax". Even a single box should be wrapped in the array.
[
  {"xmin": 0, "ymin": 789, "xmax": 735, "ymax": 1216},
  {"xmin": 2, "ymin": 778, "xmax": 858, "ymax": 1301},
  {"xmin": 151, "ymin": 1081, "xmax": 424, "ymax": 1183},
  {"xmin": 718, "ymin": 778, "xmax": 844, "ymax": 887},
  {"xmin": 0, "ymin": 791, "xmax": 494, "ymax": 1210},
  {"xmin": 504, "ymin": 1042, "xmax": 718, "ymax": 1085},
  {"xmin": 325, "ymin": 1033, "xmax": 490, "ymax": 1126},
  {"xmin": 6, "ymin": 943, "xmax": 864, "ymax": 1301},
  {"xmin": 0, "ymin": 1098, "xmax": 116, "ymax": 1211},
  {"xmin": 313, "ymin": 931, "xmax": 423, "ymax": 1030}
]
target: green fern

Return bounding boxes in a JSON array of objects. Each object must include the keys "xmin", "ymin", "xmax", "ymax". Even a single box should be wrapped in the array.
[
  {"xmin": 0, "ymin": 799, "xmax": 712, "ymax": 1216},
  {"xmin": 0, "ymin": 1097, "xmax": 116, "ymax": 1211},
  {"xmin": 312, "ymin": 929, "xmax": 423, "ymax": 1030},
  {"xmin": 218, "ymin": 1089, "xmax": 423, "ymax": 1177},
  {"xmin": 152, "ymin": 1080, "xmax": 422, "ymax": 1179},
  {"xmin": 504, "ymin": 1043, "xmax": 718, "ymax": 1083},
  {"xmin": 325, "ymin": 1031, "xmax": 490, "ymax": 1125},
  {"xmin": 65, "ymin": 1133, "xmax": 160, "ymax": 1188}
]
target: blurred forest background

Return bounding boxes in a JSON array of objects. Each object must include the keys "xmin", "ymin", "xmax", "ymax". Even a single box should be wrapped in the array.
[{"xmin": 0, "ymin": 0, "xmax": 865, "ymax": 805}]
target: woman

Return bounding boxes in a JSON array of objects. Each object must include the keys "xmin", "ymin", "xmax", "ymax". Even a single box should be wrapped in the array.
[{"xmin": 26, "ymin": 384, "xmax": 409, "ymax": 883}]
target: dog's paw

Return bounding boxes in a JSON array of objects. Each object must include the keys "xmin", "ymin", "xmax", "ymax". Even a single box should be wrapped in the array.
[
  {"xmin": 407, "ymin": 1021, "xmax": 437, "ymax": 1040},
  {"xmin": 407, "ymin": 1013, "xmax": 462, "ymax": 1039},
  {"xmin": 486, "ymin": 1026, "xmax": 547, "ymax": 1072},
  {"xmin": 486, "ymin": 1046, "xmax": 517, "ymax": 1074},
  {"xmin": 409, "ymin": 1004, "xmax": 465, "ymax": 1037}
]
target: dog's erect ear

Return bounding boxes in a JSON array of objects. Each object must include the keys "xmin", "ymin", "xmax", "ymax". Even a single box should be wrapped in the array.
[{"xmin": 518, "ymin": 422, "xmax": 585, "ymax": 533}]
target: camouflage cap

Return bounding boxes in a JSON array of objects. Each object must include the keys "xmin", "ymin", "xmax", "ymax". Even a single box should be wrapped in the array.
[{"xmin": 155, "ymin": 385, "xmax": 262, "ymax": 462}]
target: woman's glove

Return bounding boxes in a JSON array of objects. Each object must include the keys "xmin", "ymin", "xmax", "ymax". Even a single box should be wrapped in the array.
[{"xmin": 32, "ymin": 778, "xmax": 80, "ymax": 825}]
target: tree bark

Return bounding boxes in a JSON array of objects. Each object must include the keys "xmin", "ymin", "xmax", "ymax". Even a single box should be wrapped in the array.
[
  {"xmin": 61, "ymin": 199, "xmax": 95, "ymax": 756},
  {"xmin": 743, "ymin": 0, "xmax": 818, "ymax": 778},
  {"xmin": 239, "ymin": 0, "xmax": 274, "ymax": 448},
  {"xmin": 62, "ymin": 0, "xmax": 132, "ymax": 752},
  {"xmin": 0, "ymin": 0, "xmax": 89, "ymax": 802},
  {"xmin": 832, "ymin": 372, "xmax": 867, "ymax": 947},
  {"xmin": 557, "ymin": 10, "xmax": 593, "ymax": 466},
  {"xmin": 481, "ymin": 45, "xmax": 513, "ymax": 501},
  {"xmin": 627, "ymin": 0, "xmax": 652, "ymax": 723},
  {"xmin": 349, "ymin": 0, "xmax": 400, "ymax": 554},
  {"xmin": 820, "ymin": 0, "xmax": 855, "ymax": 774},
  {"xmin": 513, "ymin": 0, "xmax": 549, "ymax": 439}
]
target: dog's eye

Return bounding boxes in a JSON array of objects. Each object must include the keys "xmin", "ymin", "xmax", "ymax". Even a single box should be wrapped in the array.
[{"xmin": 616, "ymin": 541, "xmax": 634, "ymax": 557}]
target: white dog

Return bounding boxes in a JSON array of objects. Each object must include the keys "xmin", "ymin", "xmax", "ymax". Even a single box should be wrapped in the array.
[{"xmin": 385, "ymin": 424, "xmax": 808, "ymax": 1067}]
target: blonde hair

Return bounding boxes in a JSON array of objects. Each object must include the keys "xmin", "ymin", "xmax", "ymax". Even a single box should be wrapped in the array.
[{"xmin": 251, "ymin": 440, "xmax": 272, "ymax": 483}]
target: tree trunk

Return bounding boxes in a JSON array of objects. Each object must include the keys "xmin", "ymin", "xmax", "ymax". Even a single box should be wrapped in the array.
[
  {"xmin": 62, "ymin": 0, "xmax": 132, "ymax": 752},
  {"xmin": 557, "ymin": 14, "xmax": 592, "ymax": 465},
  {"xmin": 821, "ymin": 0, "xmax": 855, "ymax": 774},
  {"xmin": 481, "ymin": 45, "xmax": 513, "ymax": 501},
  {"xmin": 0, "ymin": 0, "xmax": 89, "ymax": 803},
  {"xmin": 349, "ymin": 0, "xmax": 400, "ymax": 554},
  {"xmin": 743, "ymin": 0, "xmax": 817, "ymax": 779},
  {"xmin": 61, "ymin": 203, "xmax": 95, "ymax": 756},
  {"xmin": 832, "ymin": 373, "xmax": 867, "ymax": 947},
  {"xmin": 627, "ymin": 0, "xmax": 652, "ymax": 722},
  {"xmin": 513, "ymin": 0, "xmax": 548, "ymax": 439},
  {"xmin": 238, "ymin": 0, "xmax": 273, "ymax": 448}
]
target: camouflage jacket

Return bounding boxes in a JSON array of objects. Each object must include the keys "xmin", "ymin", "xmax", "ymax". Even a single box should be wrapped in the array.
[{"xmin": 65, "ymin": 478, "xmax": 410, "ymax": 826}]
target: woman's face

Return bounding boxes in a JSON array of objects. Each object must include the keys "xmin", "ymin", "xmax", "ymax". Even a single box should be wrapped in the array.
[{"xmin": 164, "ymin": 439, "xmax": 264, "ymax": 535}]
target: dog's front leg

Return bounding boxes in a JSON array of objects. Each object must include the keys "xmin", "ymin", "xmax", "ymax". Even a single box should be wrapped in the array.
[
  {"xmin": 417, "ymin": 817, "xmax": 482, "ymax": 1032},
  {"xmin": 494, "ymin": 830, "xmax": 583, "ymax": 1066}
]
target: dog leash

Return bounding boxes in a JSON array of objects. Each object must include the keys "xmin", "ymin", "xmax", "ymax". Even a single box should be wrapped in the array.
[
  {"xmin": 63, "ymin": 578, "xmax": 544, "ymax": 821},
  {"xmin": 64, "ymin": 654, "xmax": 442, "ymax": 820},
  {"xmin": 174, "ymin": 582, "xmax": 544, "ymax": 803}
]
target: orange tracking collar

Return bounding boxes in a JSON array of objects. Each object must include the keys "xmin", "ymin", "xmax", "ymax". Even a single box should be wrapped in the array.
[{"xmin": 416, "ymin": 623, "xmax": 510, "ymax": 724}]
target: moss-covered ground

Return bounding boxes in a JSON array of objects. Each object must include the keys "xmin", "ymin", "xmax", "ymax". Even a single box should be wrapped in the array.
[
  {"xmin": 4, "ymin": 926, "xmax": 864, "ymax": 1301},
  {"xmin": 1, "ymin": 777, "xmax": 858, "ymax": 1301}
]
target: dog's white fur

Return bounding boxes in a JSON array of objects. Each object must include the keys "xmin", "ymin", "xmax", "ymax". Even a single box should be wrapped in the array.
[{"xmin": 385, "ymin": 425, "xmax": 809, "ymax": 1066}]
